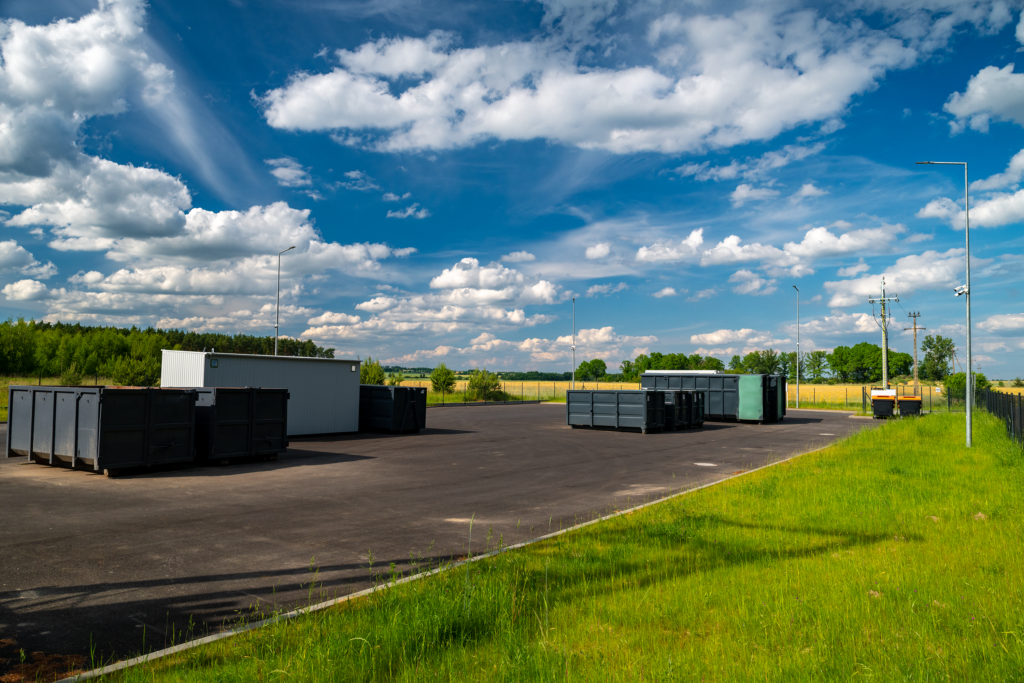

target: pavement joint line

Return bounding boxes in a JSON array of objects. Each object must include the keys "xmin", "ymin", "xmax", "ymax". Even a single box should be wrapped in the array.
[{"xmin": 56, "ymin": 437, "xmax": 843, "ymax": 683}]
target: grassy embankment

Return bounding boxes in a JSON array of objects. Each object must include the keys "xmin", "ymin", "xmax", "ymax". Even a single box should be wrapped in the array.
[{"xmin": 89, "ymin": 411, "xmax": 1023, "ymax": 682}]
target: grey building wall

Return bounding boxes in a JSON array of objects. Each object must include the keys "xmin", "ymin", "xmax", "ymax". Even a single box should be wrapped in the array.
[{"xmin": 161, "ymin": 350, "xmax": 360, "ymax": 435}]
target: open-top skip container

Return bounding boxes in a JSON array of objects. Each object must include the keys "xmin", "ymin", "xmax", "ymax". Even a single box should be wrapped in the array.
[
  {"xmin": 6, "ymin": 386, "xmax": 197, "ymax": 474},
  {"xmin": 567, "ymin": 390, "xmax": 665, "ymax": 434},
  {"xmin": 193, "ymin": 387, "xmax": 289, "ymax": 461}
]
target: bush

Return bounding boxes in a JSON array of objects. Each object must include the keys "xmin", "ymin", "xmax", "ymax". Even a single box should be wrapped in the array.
[
  {"xmin": 1014, "ymin": 377, "xmax": 1024, "ymax": 388},
  {"xmin": 430, "ymin": 363, "xmax": 456, "ymax": 393},
  {"xmin": 944, "ymin": 372, "xmax": 989, "ymax": 400},
  {"xmin": 467, "ymin": 368, "xmax": 501, "ymax": 401},
  {"xmin": 360, "ymin": 357, "xmax": 386, "ymax": 385},
  {"xmin": 59, "ymin": 362, "xmax": 83, "ymax": 386},
  {"xmin": 387, "ymin": 370, "xmax": 405, "ymax": 386},
  {"xmin": 109, "ymin": 355, "xmax": 160, "ymax": 386}
]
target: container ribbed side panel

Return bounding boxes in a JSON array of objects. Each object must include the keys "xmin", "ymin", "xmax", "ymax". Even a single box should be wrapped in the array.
[{"xmin": 160, "ymin": 350, "xmax": 206, "ymax": 388}]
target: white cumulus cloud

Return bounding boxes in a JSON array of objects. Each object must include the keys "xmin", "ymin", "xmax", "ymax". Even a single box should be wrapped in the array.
[
  {"xmin": 500, "ymin": 251, "xmax": 536, "ymax": 263},
  {"xmin": 729, "ymin": 268, "xmax": 777, "ymax": 295},
  {"xmin": 730, "ymin": 184, "xmax": 780, "ymax": 207},
  {"xmin": 255, "ymin": 7, "xmax": 947, "ymax": 155},
  {"xmin": 264, "ymin": 158, "xmax": 312, "ymax": 187}
]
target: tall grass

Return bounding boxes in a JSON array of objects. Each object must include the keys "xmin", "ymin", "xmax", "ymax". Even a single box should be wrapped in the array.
[{"xmin": 97, "ymin": 412, "xmax": 1024, "ymax": 682}]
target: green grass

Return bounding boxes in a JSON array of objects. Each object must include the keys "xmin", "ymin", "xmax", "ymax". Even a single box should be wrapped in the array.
[
  {"xmin": 99, "ymin": 413, "xmax": 1024, "ymax": 681},
  {"xmin": 426, "ymin": 390, "xmax": 545, "ymax": 405}
]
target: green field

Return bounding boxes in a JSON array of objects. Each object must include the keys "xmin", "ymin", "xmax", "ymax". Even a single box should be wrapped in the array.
[{"xmin": 80, "ymin": 411, "xmax": 1023, "ymax": 682}]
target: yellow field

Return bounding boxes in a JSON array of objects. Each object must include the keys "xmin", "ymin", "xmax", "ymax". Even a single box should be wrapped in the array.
[
  {"xmin": 399, "ymin": 380, "xmax": 637, "ymax": 400},
  {"xmin": 396, "ymin": 380, "xmax": 964, "ymax": 405}
]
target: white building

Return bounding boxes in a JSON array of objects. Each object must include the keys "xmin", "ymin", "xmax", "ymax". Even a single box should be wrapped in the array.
[{"xmin": 161, "ymin": 350, "xmax": 360, "ymax": 436}]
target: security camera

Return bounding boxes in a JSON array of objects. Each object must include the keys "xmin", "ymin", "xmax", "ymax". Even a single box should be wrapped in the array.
[{"xmin": 954, "ymin": 285, "xmax": 968, "ymax": 297}]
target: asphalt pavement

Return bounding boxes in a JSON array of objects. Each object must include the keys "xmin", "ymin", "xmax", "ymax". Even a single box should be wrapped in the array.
[{"xmin": 0, "ymin": 405, "xmax": 875, "ymax": 674}]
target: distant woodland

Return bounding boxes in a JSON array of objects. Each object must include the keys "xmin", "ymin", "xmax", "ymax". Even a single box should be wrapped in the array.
[{"xmin": 0, "ymin": 318, "xmax": 334, "ymax": 384}]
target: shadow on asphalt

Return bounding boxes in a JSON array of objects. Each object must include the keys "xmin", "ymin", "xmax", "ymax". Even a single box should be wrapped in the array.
[
  {"xmin": 289, "ymin": 427, "xmax": 475, "ymax": 443},
  {"xmin": 4, "ymin": 451, "xmax": 378, "ymax": 479},
  {"xmin": 0, "ymin": 554, "xmax": 455, "ymax": 655}
]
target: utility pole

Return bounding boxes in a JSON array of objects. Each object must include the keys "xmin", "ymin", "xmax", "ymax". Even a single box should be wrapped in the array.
[
  {"xmin": 571, "ymin": 297, "xmax": 576, "ymax": 390},
  {"xmin": 904, "ymin": 312, "xmax": 926, "ymax": 395},
  {"xmin": 868, "ymin": 277, "xmax": 899, "ymax": 389}
]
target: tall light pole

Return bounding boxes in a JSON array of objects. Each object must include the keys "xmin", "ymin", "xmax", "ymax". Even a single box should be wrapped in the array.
[
  {"xmin": 793, "ymin": 285, "xmax": 799, "ymax": 409},
  {"xmin": 275, "ymin": 246, "xmax": 296, "ymax": 356},
  {"xmin": 917, "ymin": 161, "xmax": 972, "ymax": 447},
  {"xmin": 571, "ymin": 297, "xmax": 576, "ymax": 390}
]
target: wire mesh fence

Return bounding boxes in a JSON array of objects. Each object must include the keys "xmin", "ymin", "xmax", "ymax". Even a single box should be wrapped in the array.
[{"xmin": 985, "ymin": 389, "xmax": 1023, "ymax": 449}]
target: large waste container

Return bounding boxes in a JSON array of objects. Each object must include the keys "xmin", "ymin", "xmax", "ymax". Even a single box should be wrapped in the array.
[
  {"xmin": 567, "ymin": 390, "xmax": 665, "ymax": 433},
  {"xmin": 642, "ymin": 372, "xmax": 784, "ymax": 423},
  {"xmin": 5, "ymin": 386, "xmax": 197, "ymax": 473},
  {"xmin": 194, "ymin": 387, "xmax": 289, "ymax": 461},
  {"xmin": 359, "ymin": 385, "xmax": 427, "ymax": 433},
  {"xmin": 641, "ymin": 372, "xmax": 737, "ymax": 420},
  {"xmin": 650, "ymin": 389, "xmax": 705, "ymax": 429},
  {"xmin": 738, "ymin": 374, "xmax": 787, "ymax": 423}
]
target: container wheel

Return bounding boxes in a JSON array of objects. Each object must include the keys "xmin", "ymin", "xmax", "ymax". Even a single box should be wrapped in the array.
[
  {"xmin": 264, "ymin": 454, "xmax": 278, "ymax": 462},
  {"xmin": 103, "ymin": 468, "xmax": 119, "ymax": 478}
]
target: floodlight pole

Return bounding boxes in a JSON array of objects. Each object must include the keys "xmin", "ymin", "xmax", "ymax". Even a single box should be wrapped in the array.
[
  {"xmin": 275, "ymin": 246, "xmax": 296, "ymax": 356},
  {"xmin": 793, "ymin": 285, "xmax": 800, "ymax": 409},
  {"xmin": 916, "ymin": 161, "xmax": 972, "ymax": 447},
  {"xmin": 571, "ymin": 298, "xmax": 576, "ymax": 390}
]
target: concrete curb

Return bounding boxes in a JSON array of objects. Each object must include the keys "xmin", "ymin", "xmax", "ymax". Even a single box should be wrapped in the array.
[{"xmin": 56, "ymin": 438, "xmax": 840, "ymax": 682}]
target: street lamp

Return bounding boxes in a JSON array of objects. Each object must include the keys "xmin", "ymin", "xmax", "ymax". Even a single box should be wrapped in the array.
[
  {"xmin": 916, "ymin": 160, "xmax": 972, "ymax": 447},
  {"xmin": 275, "ymin": 246, "xmax": 296, "ymax": 356},
  {"xmin": 793, "ymin": 285, "xmax": 799, "ymax": 409},
  {"xmin": 571, "ymin": 297, "xmax": 576, "ymax": 390}
]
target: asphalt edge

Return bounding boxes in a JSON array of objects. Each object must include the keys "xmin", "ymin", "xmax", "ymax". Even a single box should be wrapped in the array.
[{"xmin": 56, "ymin": 436, "xmax": 845, "ymax": 682}]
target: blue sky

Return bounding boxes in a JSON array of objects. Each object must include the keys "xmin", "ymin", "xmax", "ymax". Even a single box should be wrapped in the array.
[{"xmin": 1, "ymin": 0, "xmax": 1023, "ymax": 376}]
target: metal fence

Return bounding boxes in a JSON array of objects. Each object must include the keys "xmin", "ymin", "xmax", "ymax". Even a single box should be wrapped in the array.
[
  {"xmin": 856, "ymin": 385, "xmax": 946, "ymax": 413},
  {"xmin": 985, "ymin": 389, "xmax": 1024, "ymax": 449}
]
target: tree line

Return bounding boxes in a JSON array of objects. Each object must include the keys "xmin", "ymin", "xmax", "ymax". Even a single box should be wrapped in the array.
[
  {"xmin": 0, "ymin": 318, "xmax": 334, "ymax": 385},
  {"xmin": 569, "ymin": 335, "xmax": 959, "ymax": 384}
]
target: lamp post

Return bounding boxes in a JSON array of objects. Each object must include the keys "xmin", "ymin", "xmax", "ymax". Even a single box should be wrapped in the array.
[
  {"xmin": 793, "ymin": 285, "xmax": 799, "ymax": 409},
  {"xmin": 571, "ymin": 297, "xmax": 576, "ymax": 390},
  {"xmin": 275, "ymin": 246, "xmax": 296, "ymax": 356},
  {"xmin": 916, "ymin": 161, "xmax": 972, "ymax": 447}
]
